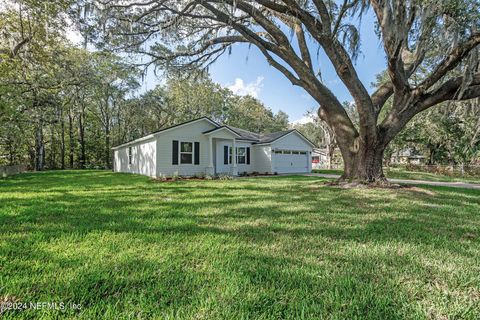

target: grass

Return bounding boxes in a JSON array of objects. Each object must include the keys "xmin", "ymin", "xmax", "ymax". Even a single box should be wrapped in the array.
[
  {"xmin": 1, "ymin": 170, "xmax": 479, "ymax": 319},
  {"xmin": 313, "ymin": 168, "xmax": 480, "ymax": 184}
]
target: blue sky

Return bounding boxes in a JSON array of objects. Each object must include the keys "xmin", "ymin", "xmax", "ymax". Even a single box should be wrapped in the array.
[{"xmin": 133, "ymin": 10, "xmax": 388, "ymax": 124}]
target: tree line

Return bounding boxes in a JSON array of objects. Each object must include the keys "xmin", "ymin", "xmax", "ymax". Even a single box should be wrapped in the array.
[{"xmin": 0, "ymin": 1, "xmax": 288, "ymax": 170}]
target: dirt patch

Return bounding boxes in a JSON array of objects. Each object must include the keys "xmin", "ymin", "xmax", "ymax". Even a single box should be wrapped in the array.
[
  {"xmin": 403, "ymin": 186, "xmax": 437, "ymax": 196},
  {"xmin": 462, "ymin": 232, "xmax": 476, "ymax": 240},
  {"xmin": 325, "ymin": 180, "xmax": 406, "ymax": 189},
  {"xmin": 152, "ymin": 177, "xmax": 205, "ymax": 182}
]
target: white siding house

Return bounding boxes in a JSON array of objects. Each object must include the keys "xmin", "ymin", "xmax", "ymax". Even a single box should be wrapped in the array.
[{"xmin": 113, "ymin": 117, "xmax": 315, "ymax": 177}]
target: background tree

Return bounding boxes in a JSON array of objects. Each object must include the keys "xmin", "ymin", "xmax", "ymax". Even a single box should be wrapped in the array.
[
  {"xmin": 388, "ymin": 99, "xmax": 480, "ymax": 165},
  {"xmin": 226, "ymin": 96, "xmax": 289, "ymax": 133},
  {"xmin": 295, "ymin": 102, "xmax": 359, "ymax": 168},
  {"xmin": 85, "ymin": 0, "xmax": 480, "ymax": 183}
]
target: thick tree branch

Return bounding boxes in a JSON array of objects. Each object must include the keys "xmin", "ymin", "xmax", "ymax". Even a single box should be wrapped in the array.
[
  {"xmin": 311, "ymin": 0, "xmax": 331, "ymax": 33},
  {"xmin": 371, "ymin": 82, "xmax": 394, "ymax": 112},
  {"xmin": 279, "ymin": 0, "xmax": 376, "ymax": 137},
  {"xmin": 294, "ymin": 22, "xmax": 313, "ymax": 70},
  {"xmin": 417, "ymin": 73, "xmax": 480, "ymax": 112},
  {"xmin": 370, "ymin": 0, "xmax": 410, "ymax": 91},
  {"xmin": 414, "ymin": 32, "xmax": 480, "ymax": 94}
]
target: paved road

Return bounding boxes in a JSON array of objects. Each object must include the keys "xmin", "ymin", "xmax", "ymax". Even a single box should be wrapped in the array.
[{"xmin": 306, "ymin": 173, "xmax": 480, "ymax": 190}]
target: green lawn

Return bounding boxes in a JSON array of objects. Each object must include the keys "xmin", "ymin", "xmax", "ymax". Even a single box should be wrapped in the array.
[
  {"xmin": 313, "ymin": 168, "xmax": 480, "ymax": 184},
  {"xmin": 1, "ymin": 171, "xmax": 479, "ymax": 319}
]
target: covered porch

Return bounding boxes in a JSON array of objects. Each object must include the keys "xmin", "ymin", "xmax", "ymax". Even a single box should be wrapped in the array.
[{"xmin": 203, "ymin": 126, "xmax": 241, "ymax": 176}]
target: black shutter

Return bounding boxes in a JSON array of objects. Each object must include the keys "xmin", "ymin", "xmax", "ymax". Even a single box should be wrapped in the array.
[
  {"xmin": 194, "ymin": 142, "xmax": 200, "ymax": 165},
  {"xmin": 224, "ymin": 146, "xmax": 228, "ymax": 164},
  {"xmin": 246, "ymin": 147, "xmax": 250, "ymax": 164},
  {"xmin": 172, "ymin": 140, "xmax": 179, "ymax": 165}
]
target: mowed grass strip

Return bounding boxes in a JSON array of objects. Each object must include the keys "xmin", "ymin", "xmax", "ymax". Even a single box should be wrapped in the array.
[{"xmin": 0, "ymin": 170, "xmax": 479, "ymax": 319}]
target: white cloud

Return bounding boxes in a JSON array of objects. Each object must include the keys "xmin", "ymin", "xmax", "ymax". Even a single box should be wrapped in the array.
[
  {"xmin": 292, "ymin": 115, "xmax": 316, "ymax": 125},
  {"xmin": 66, "ymin": 28, "xmax": 83, "ymax": 45},
  {"xmin": 327, "ymin": 78, "xmax": 340, "ymax": 85},
  {"xmin": 228, "ymin": 76, "xmax": 264, "ymax": 98},
  {"xmin": 65, "ymin": 17, "xmax": 83, "ymax": 46}
]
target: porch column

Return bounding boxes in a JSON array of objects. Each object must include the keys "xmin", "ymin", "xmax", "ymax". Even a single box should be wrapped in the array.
[
  {"xmin": 206, "ymin": 136, "xmax": 214, "ymax": 175},
  {"xmin": 231, "ymin": 138, "xmax": 238, "ymax": 176}
]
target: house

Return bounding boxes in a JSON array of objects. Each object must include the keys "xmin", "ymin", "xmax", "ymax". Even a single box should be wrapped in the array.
[
  {"xmin": 311, "ymin": 148, "xmax": 328, "ymax": 169},
  {"xmin": 390, "ymin": 148, "xmax": 426, "ymax": 165},
  {"xmin": 112, "ymin": 117, "xmax": 315, "ymax": 177}
]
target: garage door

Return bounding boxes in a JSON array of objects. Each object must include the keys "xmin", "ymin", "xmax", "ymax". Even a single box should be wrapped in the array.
[{"xmin": 274, "ymin": 150, "xmax": 309, "ymax": 173}]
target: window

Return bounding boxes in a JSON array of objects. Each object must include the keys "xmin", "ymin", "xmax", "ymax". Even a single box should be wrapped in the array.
[
  {"xmin": 228, "ymin": 147, "xmax": 247, "ymax": 164},
  {"xmin": 299, "ymin": 151, "xmax": 307, "ymax": 155},
  {"xmin": 292, "ymin": 151, "xmax": 300, "ymax": 155},
  {"xmin": 180, "ymin": 142, "xmax": 193, "ymax": 164},
  {"xmin": 237, "ymin": 147, "xmax": 246, "ymax": 164},
  {"xmin": 128, "ymin": 147, "xmax": 133, "ymax": 165},
  {"xmin": 283, "ymin": 150, "xmax": 292, "ymax": 154},
  {"xmin": 274, "ymin": 150, "xmax": 283, "ymax": 154}
]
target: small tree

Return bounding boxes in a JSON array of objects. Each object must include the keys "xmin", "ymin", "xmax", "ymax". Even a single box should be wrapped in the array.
[{"xmin": 85, "ymin": 0, "xmax": 480, "ymax": 182}]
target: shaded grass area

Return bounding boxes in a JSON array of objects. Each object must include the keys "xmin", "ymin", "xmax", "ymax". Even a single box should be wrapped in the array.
[
  {"xmin": 1, "ymin": 170, "xmax": 479, "ymax": 319},
  {"xmin": 313, "ymin": 168, "xmax": 480, "ymax": 184}
]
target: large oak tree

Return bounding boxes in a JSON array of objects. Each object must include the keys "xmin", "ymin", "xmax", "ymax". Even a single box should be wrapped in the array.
[{"xmin": 85, "ymin": 0, "xmax": 480, "ymax": 182}]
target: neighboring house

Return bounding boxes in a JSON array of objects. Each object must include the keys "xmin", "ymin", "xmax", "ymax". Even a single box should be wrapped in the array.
[
  {"xmin": 390, "ymin": 149, "xmax": 426, "ymax": 165},
  {"xmin": 112, "ymin": 117, "xmax": 315, "ymax": 177},
  {"xmin": 311, "ymin": 148, "xmax": 328, "ymax": 169}
]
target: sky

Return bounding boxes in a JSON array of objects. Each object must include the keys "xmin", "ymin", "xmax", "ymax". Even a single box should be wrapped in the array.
[{"xmin": 68, "ymin": 8, "xmax": 388, "ymax": 125}]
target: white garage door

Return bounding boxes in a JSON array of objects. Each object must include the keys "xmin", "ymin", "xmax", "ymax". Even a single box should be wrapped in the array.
[{"xmin": 274, "ymin": 150, "xmax": 309, "ymax": 173}]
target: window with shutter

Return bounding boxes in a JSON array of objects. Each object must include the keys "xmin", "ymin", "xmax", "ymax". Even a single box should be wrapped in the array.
[
  {"xmin": 172, "ymin": 140, "xmax": 179, "ymax": 165},
  {"xmin": 224, "ymin": 146, "xmax": 228, "ymax": 164},
  {"xmin": 180, "ymin": 142, "xmax": 193, "ymax": 164},
  {"xmin": 194, "ymin": 142, "xmax": 200, "ymax": 165}
]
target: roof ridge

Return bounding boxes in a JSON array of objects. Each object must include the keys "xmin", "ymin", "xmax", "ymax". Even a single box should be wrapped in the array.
[
  {"xmin": 224, "ymin": 125, "xmax": 261, "ymax": 140},
  {"xmin": 113, "ymin": 116, "xmax": 219, "ymax": 149}
]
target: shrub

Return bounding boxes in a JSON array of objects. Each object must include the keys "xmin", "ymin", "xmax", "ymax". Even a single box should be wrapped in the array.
[
  {"xmin": 195, "ymin": 172, "xmax": 205, "ymax": 179},
  {"xmin": 217, "ymin": 174, "xmax": 234, "ymax": 180},
  {"xmin": 171, "ymin": 171, "xmax": 179, "ymax": 181}
]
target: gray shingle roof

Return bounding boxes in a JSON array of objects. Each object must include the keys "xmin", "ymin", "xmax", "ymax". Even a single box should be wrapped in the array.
[
  {"xmin": 223, "ymin": 125, "xmax": 261, "ymax": 141},
  {"xmin": 258, "ymin": 130, "xmax": 295, "ymax": 143},
  {"xmin": 224, "ymin": 125, "xmax": 295, "ymax": 144},
  {"xmin": 114, "ymin": 116, "xmax": 316, "ymax": 149}
]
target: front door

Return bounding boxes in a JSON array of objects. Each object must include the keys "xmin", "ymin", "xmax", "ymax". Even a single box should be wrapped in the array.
[{"xmin": 215, "ymin": 141, "xmax": 232, "ymax": 174}]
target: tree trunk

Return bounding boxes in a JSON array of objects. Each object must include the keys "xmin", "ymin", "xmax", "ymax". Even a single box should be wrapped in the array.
[
  {"xmin": 49, "ymin": 124, "xmax": 56, "ymax": 169},
  {"xmin": 339, "ymin": 140, "xmax": 387, "ymax": 183},
  {"xmin": 78, "ymin": 111, "xmax": 86, "ymax": 169},
  {"xmin": 68, "ymin": 112, "xmax": 74, "ymax": 168},
  {"xmin": 326, "ymin": 144, "xmax": 335, "ymax": 169},
  {"xmin": 60, "ymin": 110, "xmax": 65, "ymax": 169},
  {"xmin": 34, "ymin": 122, "xmax": 44, "ymax": 171},
  {"xmin": 7, "ymin": 137, "xmax": 15, "ymax": 166},
  {"xmin": 105, "ymin": 119, "xmax": 110, "ymax": 169}
]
